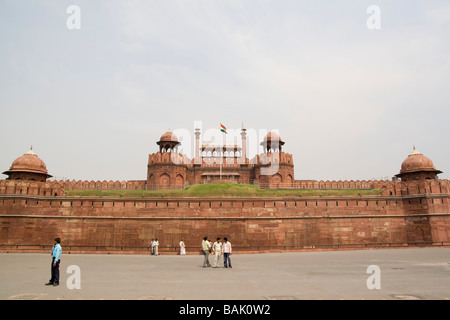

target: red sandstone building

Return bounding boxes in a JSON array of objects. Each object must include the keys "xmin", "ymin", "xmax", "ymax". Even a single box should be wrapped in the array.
[
  {"xmin": 1, "ymin": 134, "xmax": 449, "ymax": 254},
  {"xmin": 2, "ymin": 147, "xmax": 52, "ymax": 183},
  {"xmin": 1, "ymin": 135, "xmax": 443, "ymax": 191},
  {"xmin": 394, "ymin": 146, "xmax": 443, "ymax": 182},
  {"xmin": 147, "ymin": 128, "xmax": 294, "ymax": 189}
]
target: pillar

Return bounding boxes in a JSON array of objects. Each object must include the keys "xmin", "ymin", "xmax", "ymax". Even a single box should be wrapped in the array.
[
  {"xmin": 194, "ymin": 128, "xmax": 201, "ymax": 164},
  {"xmin": 240, "ymin": 127, "xmax": 247, "ymax": 164}
]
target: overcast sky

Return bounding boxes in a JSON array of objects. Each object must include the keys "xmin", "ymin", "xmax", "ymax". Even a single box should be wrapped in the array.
[{"xmin": 1, "ymin": 0, "xmax": 449, "ymax": 182}]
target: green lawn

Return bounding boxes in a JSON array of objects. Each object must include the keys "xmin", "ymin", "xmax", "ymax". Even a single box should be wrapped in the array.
[{"xmin": 65, "ymin": 183, "xmax": 381, "ymax": 198}]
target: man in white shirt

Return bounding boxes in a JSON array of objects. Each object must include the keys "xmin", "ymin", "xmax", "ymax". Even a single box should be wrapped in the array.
[
  {"xmin": 212, "ymin": 238, "xmax": 222, "ymax": 268},
  {"xmin": 154, "ymin": 238, "xmax": 159, "ymax": 256},
  {"xmin": 222, "ymin": 237, "xmax": 232, "ymax": 268}
]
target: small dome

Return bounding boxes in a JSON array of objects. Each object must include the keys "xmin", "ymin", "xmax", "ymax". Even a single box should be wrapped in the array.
[
  {"xmin": 260, "ymin": 131, "xmax": 285, "ymax": 148},
  {"xmin": 263, "ymin": 131, "xmax": 283, "ymax": 143},
  {"xmin": 3, "ymin": 147, "xmax": 51, "ymax": 178},
  {"xmin": 399, "ymin": 147, "xmax": 439, "ymax": 174},
  {"xmin": 156, "ymin": 130, "xmax": 180, "ymax": 152},
  {"xmin": 159, "ymin": 130, "xmax": 179, "ymax": 143}
]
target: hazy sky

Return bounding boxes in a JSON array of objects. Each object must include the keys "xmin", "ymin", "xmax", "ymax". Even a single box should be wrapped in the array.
[{"xmin": 1, "ymin": 0, "xmax": 449, "ymax": 182}]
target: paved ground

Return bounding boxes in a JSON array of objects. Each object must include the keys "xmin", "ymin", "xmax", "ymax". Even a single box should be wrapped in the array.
[{"xmin": 0, "ymin": 247, "xmax": 449, "ymax": 300}]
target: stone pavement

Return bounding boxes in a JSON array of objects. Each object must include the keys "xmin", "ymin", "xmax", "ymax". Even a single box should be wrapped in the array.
[{"xmin": 0, "ymin": 247, "xmax": 449, "ymax": 300}]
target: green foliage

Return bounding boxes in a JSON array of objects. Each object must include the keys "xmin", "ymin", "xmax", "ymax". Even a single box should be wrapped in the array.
[{"xmin": 65, "ymin": 183, "xmax": 381, "ymax": 198}]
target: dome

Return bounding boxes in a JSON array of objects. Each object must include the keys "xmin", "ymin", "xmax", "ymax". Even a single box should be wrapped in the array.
[
  {"xmin": 395, "ymin": 146, "xmax": 442, "ymax": 181},
  {"xmin": 158, "ymin": 130, "xmax": 179, "ymax": 143},
  {"xmin": 3, "ymin": 147, "xmax": 52, "ymax": 179},
  {"xmin": 262, "ymin": 131, "xmax": 284, "ymax": 143},
  {"xmin": 399, "ymin": 147, "xmax": 440, "ymax": 174},
  {"xmin": 156, "ymin": 130, "xmax": 180, "ymax": 153},
  {"xmin": 260, "ymin": 131, "xmax": 285, "ymax": 151}
]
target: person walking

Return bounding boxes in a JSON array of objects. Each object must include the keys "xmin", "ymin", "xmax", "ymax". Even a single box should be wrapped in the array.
[
  {"xmin": 201, "ymin": 236, "xmax": 211, "ymax": 267},
  {"xmin": 180, "ymin": 239, "xmax": 186, "ymax": 255},
  {"xmin": 212, "ymin": 238, "xmax": 222, "ymax": 268},
  {"xmin": 154, "ymin": 238, "xmax": 159, "ymax": 256},
  {"xmin": 222, "ymin": 237, "xmax": 232, "ymax": 268},
  {"xmin": 46, "ymin": 238, "xmax": 62, "ymax": 286}
]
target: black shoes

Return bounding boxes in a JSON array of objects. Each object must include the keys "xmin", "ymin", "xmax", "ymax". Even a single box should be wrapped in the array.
[{"xmin": 45, "ymin": 282, "xmax": 59, "ymax": 286}]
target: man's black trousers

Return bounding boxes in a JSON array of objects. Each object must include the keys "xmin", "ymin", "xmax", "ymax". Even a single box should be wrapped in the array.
[{"xmin": 50, "ymin": 257, "xmax": 60, "ymax": 284}]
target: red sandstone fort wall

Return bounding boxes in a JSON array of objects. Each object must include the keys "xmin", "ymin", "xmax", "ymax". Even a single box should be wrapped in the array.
[
  {"xmin": 3, "ymin": 178, "xmax": 445, "ymax": 195},
  {"xmin": 0, "ymin": 179, "xmax": 449, "ymax": 254}
]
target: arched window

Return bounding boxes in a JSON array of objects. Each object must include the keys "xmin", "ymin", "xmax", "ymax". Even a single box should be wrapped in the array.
[
  {"xmin": 159, "ymin": 173, "xmax": 170, "ymax": 188},
  {"xmin": 175, "ymin": 175, "xmax": 184, "ymax": 189}
]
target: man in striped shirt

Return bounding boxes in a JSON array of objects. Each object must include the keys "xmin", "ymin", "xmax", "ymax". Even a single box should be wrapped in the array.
[{"xmin": 202, "ymin": 236, "xmax": 212, "ymax": 267}]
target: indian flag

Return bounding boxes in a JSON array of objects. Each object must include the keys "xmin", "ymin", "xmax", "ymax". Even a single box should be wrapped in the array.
[{"xmin": 220, "ymin": 123, "xmax": 227, "ymax": 134}]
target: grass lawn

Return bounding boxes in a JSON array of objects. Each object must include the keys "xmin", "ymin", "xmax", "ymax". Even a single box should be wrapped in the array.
[{"xmin": 65, "ymin": 183, "xmax": 381, "ymax": 198}]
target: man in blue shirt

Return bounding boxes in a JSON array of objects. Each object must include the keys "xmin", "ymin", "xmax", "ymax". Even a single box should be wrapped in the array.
[{"xmin": 46, "ymin": 238, "xmax": 62, "ymax": 286}]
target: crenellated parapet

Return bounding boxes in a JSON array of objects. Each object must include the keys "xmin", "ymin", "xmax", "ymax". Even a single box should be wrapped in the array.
[
  {"xmin": 250, "ymin": 152, "xmax": 294, "ymax": 166},
  {"xmin": 379, "ymin": 179, "xmax": 450, "ymax": 196},
  {"xmin": 148, "ymin": 152, "xmax": 192, "ymax": 166},
  {"xmin": 0, "ymin": 179, "xmax": 151, "ymax": 194},
  {"xmin": 61, "ymin": 179, "xmax": 147, "ymax": 191},
  {"xmin": 293, "ymin": 179, "xmax": 386, "ymax": 190},
  {"xmin": 2, "ymin": 177, "xmax": 448, "ymax": 195},
  {"xmin": 0, "ymin": 179, "xmax": 65, "ymax": 196},
  {"xmin": 291, "ymin": 179, "xmax": 450, "ymax": 195}
]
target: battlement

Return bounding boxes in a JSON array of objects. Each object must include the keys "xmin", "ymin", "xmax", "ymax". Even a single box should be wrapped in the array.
[
  {"xmin": 250, "ymin": 152, "xmax": 294, "ymax": 166},
  {"xmin": 1, "ymin": 179, "xmax": 449, "ymax": 196},
  {"xmin": 0, "ymin": 179, "xmax": 150, "ymax": 195},
  {"xmin": 148, "ymin": 152, "xmax": 192, "ymax": 166},
  {"xmin": 380, "ymin": 179, "xmax": 450, "ymax": 196},
  {"xmin": 0, "ymin": 179, "xmax": 65, "ymax": 196},
  {"xmin": 293, "ymin": 179, "xmax": 383, "ymax": 190},
  {"xmin": 61, "ymin": 179, "xmax": 147, "ymax": 191},
  {"xmin": 147, "ymin": 151, "xmax": 294, "ymax": 167},
  {"xmin": 291, "ymin": 179, "xmax": 450, "ymax": 195}
]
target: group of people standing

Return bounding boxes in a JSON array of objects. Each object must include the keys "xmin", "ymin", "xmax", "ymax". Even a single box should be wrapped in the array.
[
  {"xmin": 153, "ymin": 237, "xmax": 231, "ymax": 266},
  {"xmin": 202, "ymin": 236, "xmax": 232, "ymax": 268},
  {"xmin": 43, "ymin": 236, "xmax": 232, "ymax": 287}
]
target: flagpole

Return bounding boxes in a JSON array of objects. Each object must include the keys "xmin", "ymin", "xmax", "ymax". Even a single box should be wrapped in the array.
[
  {"xmin": 219, "ymin": 124, "xmax": 227, "ymax": 180},
  {"xmin": 220, "ymin": 131, "xmax": 224, "ymax": 179}
]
